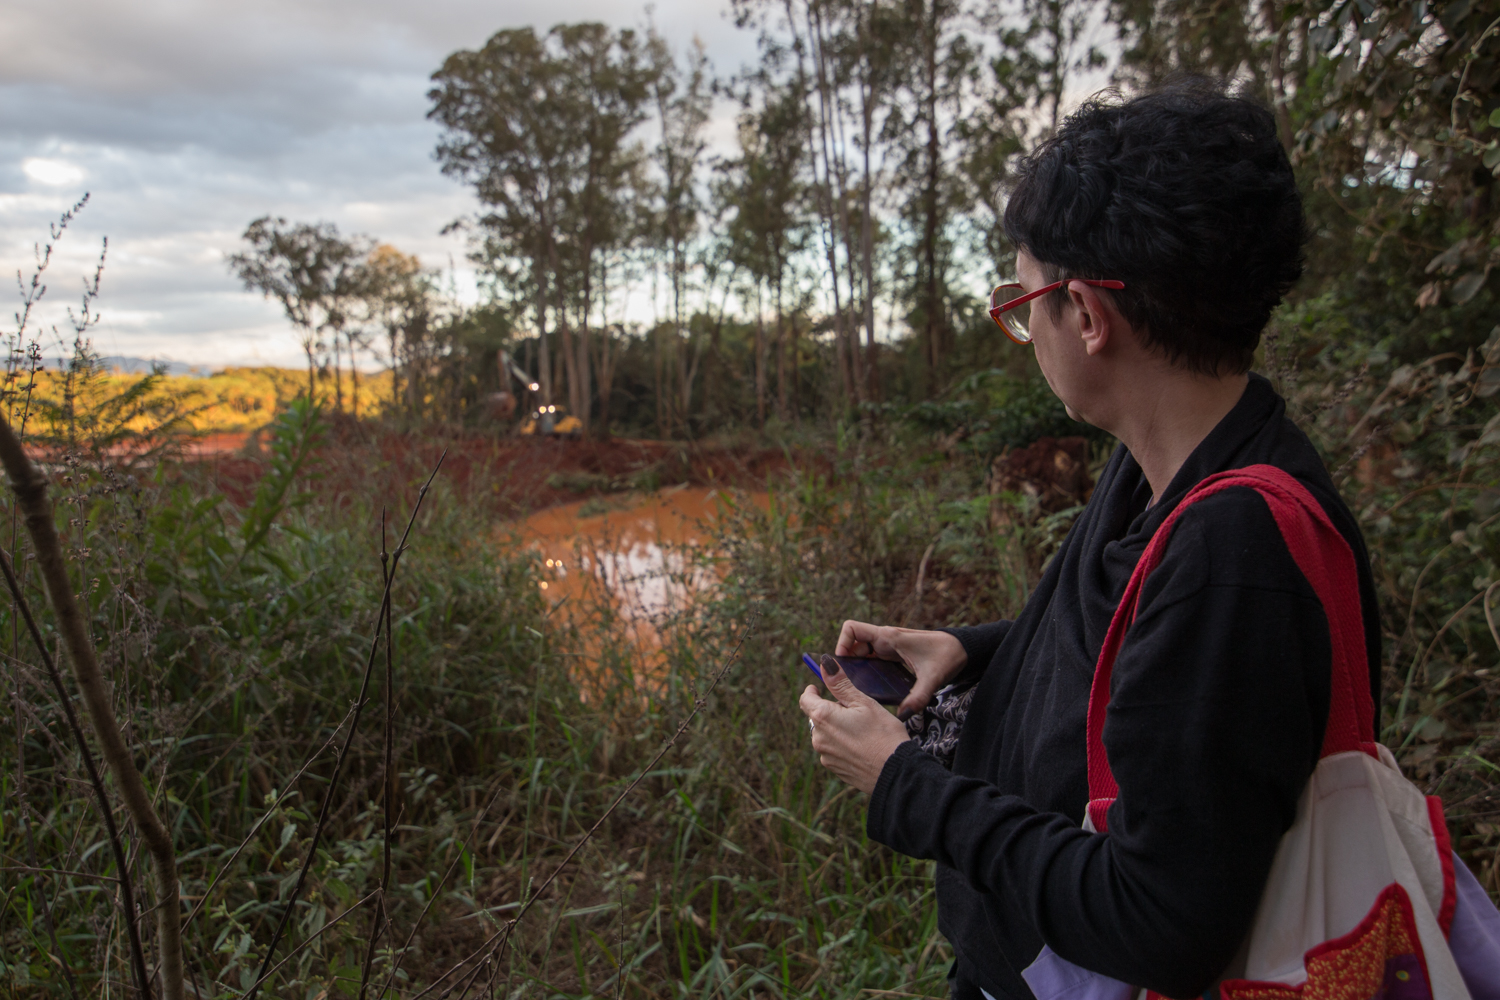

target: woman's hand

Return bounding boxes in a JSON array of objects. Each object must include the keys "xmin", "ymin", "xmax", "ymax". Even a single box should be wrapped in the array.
[
  {"xmin": 835, "ymin": 622, "xmax": 968, "ymax": 721},
  {"xmin": 799, "ymin": 659, "xmax": 911, "ymax": 794}
]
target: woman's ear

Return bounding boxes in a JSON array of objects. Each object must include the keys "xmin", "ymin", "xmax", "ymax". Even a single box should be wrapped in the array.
[{"xmin": 1068, "ymin": 281, "xmax": 1113, "ymax": 357}]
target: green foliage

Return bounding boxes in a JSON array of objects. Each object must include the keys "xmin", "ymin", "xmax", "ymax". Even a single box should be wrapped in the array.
[
  {"xmin": 238, "ymin": 395, "xmax": 325, "ymax": 560},
  {"xmin": 894, "ymin": 365, "xmax": 1113, "ymax": 458}
]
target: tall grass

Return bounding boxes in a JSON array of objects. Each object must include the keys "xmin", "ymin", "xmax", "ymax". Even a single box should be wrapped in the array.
[{"xmin": 0, "ymin": 393, "xmax": 986, "ymax": 998}]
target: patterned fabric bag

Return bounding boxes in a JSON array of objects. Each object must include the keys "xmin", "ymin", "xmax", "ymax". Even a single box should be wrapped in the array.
[
  {"xmin": 905, "ymin": 679, "xmax": 978, "ymax": 769},
  {"xmin": 1020, "ymin": 465, "xmax": 1500, "ymax": 1000}
]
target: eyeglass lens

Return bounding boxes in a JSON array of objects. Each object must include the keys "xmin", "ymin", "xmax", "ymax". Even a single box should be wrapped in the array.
[{"xmin": 990, "ymin": 285, "xmax": 1032, "ymax": 343}]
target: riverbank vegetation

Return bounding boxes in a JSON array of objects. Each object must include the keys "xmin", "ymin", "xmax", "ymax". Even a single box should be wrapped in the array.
[{"xmin": 3, "ymin": 0, "xmax": 1500, "ymax": 996}]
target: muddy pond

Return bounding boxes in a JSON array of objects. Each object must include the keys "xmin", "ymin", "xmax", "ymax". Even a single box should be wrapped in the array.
[{"xmin": 519, "ymin": 486, "xmax": 769, "ymax": 675}]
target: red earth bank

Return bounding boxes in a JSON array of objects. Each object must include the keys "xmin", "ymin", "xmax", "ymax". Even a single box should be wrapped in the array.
[{"xmin": 191, "ymin": 424, "xmax": 814, "ymax": 517}]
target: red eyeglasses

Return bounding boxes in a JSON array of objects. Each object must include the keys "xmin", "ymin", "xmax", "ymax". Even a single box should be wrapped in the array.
[{"xmin": 989, "ymin": 279, "xmax": 1125, "ymax": 345}]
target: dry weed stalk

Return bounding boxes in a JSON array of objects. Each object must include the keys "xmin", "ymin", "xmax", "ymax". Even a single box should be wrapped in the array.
[
  {"xmin": 0, "ymin": 417, "xmax": 184, "ymax": 1000},
  {"xmin": 244, "ymin": 451, "xmax": 446, "ymax": 1000}
]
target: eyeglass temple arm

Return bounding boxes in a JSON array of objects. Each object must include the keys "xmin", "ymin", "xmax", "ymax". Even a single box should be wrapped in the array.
[{"xmin": 991, "ymin": 279, "xmax": 1125, "ymax": 314}]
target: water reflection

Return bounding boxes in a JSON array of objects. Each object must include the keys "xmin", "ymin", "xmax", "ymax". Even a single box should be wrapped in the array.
[{"xmin": 520, "ymin": 486, "xmax": 768, "ymax": 673}]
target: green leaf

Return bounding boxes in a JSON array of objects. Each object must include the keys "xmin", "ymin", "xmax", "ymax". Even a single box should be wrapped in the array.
[{"xmin": 1491, "ymin": 109, "xmax": 1500, "ymax": 128}]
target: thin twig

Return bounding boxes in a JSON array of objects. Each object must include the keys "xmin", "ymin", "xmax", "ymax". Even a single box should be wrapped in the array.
[
  {"xmin": 244, "ymin": 451, "xmax": 446, "ymax": 1000},
  {"xmin": 257, "ymin": 889, "xmax": 381, "ymax": 987},
  {"xmin": 374, "ymin": 781, "xmax": 509, "ymax": 1000},
  {"xmin": 0, "ymin": 545, "xmax": 152, "ymax": 999},
  {"xmin": 1485, "ymin": 581, "xmax": 1500, "ymax": 655},
  {"xmin": 179, "ymin": 702, "xmax": 356, "ymax": 932},
  {"xmin": 0, "ymin": 864, "xmax": 120, "ymax": 883},
  {"xmin": 1394, "ymin": 587, "xmax": 1490, "ymax": 739},
  {"xmin": 359, "ymin": 507, "xmax": 397, "ymax": 1000},
  {"xmin": 413, "ymin": 612, "xmax": 759, "ymax": 1000}
]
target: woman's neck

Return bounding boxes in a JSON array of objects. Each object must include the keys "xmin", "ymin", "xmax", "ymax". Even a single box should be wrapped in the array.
[{"xmin": 1112, "ymin": 372, "xmax": 1250, "ymax": 501}]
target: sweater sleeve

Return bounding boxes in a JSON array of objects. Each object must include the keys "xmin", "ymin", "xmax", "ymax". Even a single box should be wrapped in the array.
[
  {"xmin": 938, "ymin": 621, "xmax": 1012, "ymax": 677},
  {"xmin": 868, "ymin": 489, "xmax": 1332, "ymax": 997}
]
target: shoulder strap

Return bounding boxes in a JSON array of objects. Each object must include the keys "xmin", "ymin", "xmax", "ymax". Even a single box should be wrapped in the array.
[{"xmin": 1085, "ymin": 464, "xmax": 1377, "ymax": 834}]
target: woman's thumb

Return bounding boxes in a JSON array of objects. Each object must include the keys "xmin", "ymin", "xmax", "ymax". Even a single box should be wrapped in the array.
[
  {"xmin": 821, "ymin": 657, "xmax": 875, "ymax": 708},
  {"xmin": 896, "ymin": 677, "xmax": 939, "ymax": 722}
]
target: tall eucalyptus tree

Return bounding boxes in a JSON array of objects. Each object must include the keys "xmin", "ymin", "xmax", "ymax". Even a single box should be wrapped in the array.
[{"xmin": 429, "ymin": 24, "xmax": 663, "ymax": 434}]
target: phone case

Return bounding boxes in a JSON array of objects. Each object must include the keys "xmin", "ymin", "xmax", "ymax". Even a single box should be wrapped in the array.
[{"xmin": 800, "ymin": 652, "xmax": 916, "ymax": 706}]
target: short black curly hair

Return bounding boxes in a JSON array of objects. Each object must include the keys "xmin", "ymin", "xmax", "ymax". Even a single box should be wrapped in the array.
[{"xmin": 1002, "ymin": 79, "xmax": 1306, "ymax": 376}]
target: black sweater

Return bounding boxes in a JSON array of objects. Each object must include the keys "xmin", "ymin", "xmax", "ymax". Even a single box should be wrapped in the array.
[{"xmin": 866, "ymin": 376, "xmax": 1381, "ymax": 1000}]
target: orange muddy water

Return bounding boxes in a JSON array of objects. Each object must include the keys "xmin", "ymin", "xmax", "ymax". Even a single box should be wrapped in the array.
[{"xmin": 519, "ymin": 486, "xmax": 769, "ymax": 674}]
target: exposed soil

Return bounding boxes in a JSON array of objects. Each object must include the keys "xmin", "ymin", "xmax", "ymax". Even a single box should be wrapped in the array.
[{"xmin": 187, "ymin": 422, "xmax": 814, "ymax": 517}]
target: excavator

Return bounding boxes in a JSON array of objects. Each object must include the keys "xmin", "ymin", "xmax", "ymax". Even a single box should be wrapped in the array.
[
  {"xmin": 488, "ymin": 351, "xmax": 582, "ymax": 436},
  {"xmin": 519, "ymin": 403, "xmax": 582, "ymax": 437}
]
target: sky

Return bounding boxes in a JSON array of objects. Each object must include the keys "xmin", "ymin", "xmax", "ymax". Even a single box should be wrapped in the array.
[{"xmin": 0, "ymin": 0, "xmax": 757, "ymax": 369}]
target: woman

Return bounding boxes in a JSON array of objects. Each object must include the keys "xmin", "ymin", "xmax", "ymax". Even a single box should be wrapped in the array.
[{"xmin": 799, "ymin": 81, "xmax": 1382, "ymax": 999}]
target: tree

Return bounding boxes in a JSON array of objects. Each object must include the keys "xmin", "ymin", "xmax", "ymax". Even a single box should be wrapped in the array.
[
  {"xmin": 1111, "ymin": 0, "xmax": 1498, "ymax": 361},
  {"xmin": 363, "ymin": 245, "xmax": 434, "ymax": 417},
  {"xmin": 721, "ymin": 82, "xmax": 810, "ymax": 425},
  {"xmin": 888, "ymin": 0, "xmax": 976, "ymax": 394},
  {"xmin": 651, "ymin": 37, "xmax": 715, "ymax": 434},
  {"xmin": 228, "ymin": 217, "xmax": 371, "ymax": 402},
  {"xmin": 429, "ymin": 23, "xmax": 664, "ymax": 436}
]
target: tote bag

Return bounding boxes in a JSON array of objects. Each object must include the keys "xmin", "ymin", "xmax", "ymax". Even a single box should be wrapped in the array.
[{"xmin": 1020, "ymin": 465, "xmax": 1500, "ymax": 1000}]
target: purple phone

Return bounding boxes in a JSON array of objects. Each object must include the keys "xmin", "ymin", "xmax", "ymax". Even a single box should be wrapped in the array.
[{"xmin": 801, "ymin": 652, "xmax": 916, "ymax": 706}]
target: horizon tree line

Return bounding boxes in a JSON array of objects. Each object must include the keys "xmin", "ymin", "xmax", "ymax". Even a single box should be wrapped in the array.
[{"xmin": 231, "ymin": 0, "xmax": 1498, "ymax": 440}]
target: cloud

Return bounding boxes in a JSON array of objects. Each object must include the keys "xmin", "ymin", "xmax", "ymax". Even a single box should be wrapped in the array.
[
  {"xmin": 0, "ymin": 0, "xmax": 754, "ymax": 368},
  {"xmin": 22, "ymin": 157, "xmax": 85, "ymax": 186}
]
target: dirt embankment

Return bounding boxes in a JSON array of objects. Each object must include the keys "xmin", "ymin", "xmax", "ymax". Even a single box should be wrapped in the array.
[{"xmin": 191, "ymin": 426, "xmax": 812, "ymax": 516}]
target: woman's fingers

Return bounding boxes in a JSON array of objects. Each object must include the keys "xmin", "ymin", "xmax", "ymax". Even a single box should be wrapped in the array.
[
  {"xmin": 835, "ymin": 620, "xmax": 882, "ymax": 656},
  {"xmin": 799, "ymin": 662, "xmax": 912, "ymax": 794},
  {"xmin": 896, "ymin": 674, "xmax": 942, "ymax": 723},
  {"xmin": 820, "ymin": 655, "xmax": 880, "ymax": 709},
  {"xmin": 798, "ymin": 684, "xmax": 826, "ymax": 722}
]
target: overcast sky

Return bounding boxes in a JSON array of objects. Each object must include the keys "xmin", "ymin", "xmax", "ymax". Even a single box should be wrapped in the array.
[{"xmin": 0, "ymin": 0, "xmax": 755, "ymax": 369}]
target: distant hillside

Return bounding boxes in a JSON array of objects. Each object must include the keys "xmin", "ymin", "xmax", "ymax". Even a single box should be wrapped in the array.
[
  {"xmin": 24, "ymin": 365, "xmax": 395, "ymax": 435},
  {"xmin": 46, "ymin": 356, "xmax": 216, "ymax": 377}
]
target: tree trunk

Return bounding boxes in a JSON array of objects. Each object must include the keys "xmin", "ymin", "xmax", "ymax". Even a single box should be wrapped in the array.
[
  {"xmin": 921, "ymin": 0, "xmax": 944, "ymax": 396},
  {"xmin": 332, "ymin": 333, "xmax": 344, "ymax": 413},
  {"xmin": 654, "ymin": 321, "xmax": 667, "ymax": 438},
  {"xmin": 859, "ymin": 32, "xmax": 880, "ymax": 404},
  {"xmin": 795, "ymin": 0, "xmax": 853, "ymax": 406},
  {"xmin": 388, "ymin": 326, "xmax": 401, "ymax": 414},
  {"xmin": 576, "ymin": 256, "xmax": 595, "ymax": 438},
  {"xmin": 775, "ymin": 274, "xmax": 790, "ymax": 422},
  {"xmin": 755, "ymin": 285, "xmax": 768, "ymax": 427},
  {"xmin": 535, "ymin": 225, "xmax": 554, "ymax": 407},
  {"xmin": 592, "ymin": 259, "xmax": 615, "ymax": 440},
  {"xmin": 304, "ymin": 338, "xmax": 316, "ymax": 400},
  {"xmin": 349, "ymin": 331, "xmax": 360, "ymax": 420},
  {"xmin": 1262, "ymin": 0, "xmax": 1295, "ymax": 152}
]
